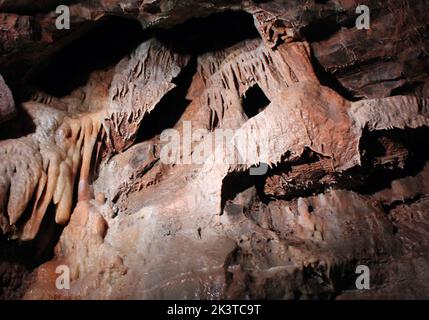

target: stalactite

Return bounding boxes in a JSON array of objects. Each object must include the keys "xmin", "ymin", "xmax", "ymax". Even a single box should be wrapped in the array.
[
  {"xmin": 55, "ymin": 161, "xmax": 73, "ymax": 225},
  {"xmin": 0, "ymin": 39, "xmax": 191, "ymax": 241},
  {"xmin": 192, "ymin": 39, "xmax": 316, "ymax": 130},
  {"xmin": 195, "ymin": 82, "xmax": 429, "ymax": 220},
  {"xmin": 0, "ymin": 109, "xmax": 106, "ymax": 240}
]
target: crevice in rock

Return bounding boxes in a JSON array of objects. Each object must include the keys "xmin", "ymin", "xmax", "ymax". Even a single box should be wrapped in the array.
[
  {"xmin": 381, "ymin": 193, "xmax": 427, "ymax": 214},
  {"xmin": 328, "ymin": 260, "xmax": 360, "ymax": 299},
  {"xmin": 310, "ymin": 51, "xmax": 358, "ymax": 101},
  {"xmin": 390, "ymin": 81, "xmax": 425, "ymax": 96},
  {"xmin": 0, "ymin": 202, "xmax": 62, "ymax": 299},
  {"xmin": 135, "ymin": 57, "xmax": 197, "ymax": 142},
  {"xmin": 300, "ymin": 17, "xmax": 341, "ymax": 42},
  {"xmin": 0, "ymin": 237, "xmax": 33, "ymax": 300},
  {"xmin": 226, "ymin": 126, "xmax": 429, "ymax": 206},
  {"xmin": 0, "ymin": 107, "xmax": 36, "ymax": 140},
  {"xmin": 242, "ymin": 84, "xmax": 271, "ymax": 119},
  {"xmin": 221, "ymin": 172, "xmax": 255, "ymax": 214},
  {"xmin": 129, "ymin": 10, "xmax": 266, "ymax": 192},
  {"xmin": 352, "ymin": 126, "xmax": 429, "ymax": 195},
  {"xmin": 260, "ymin": 148, "xmax": 332, "ymax": 202}
]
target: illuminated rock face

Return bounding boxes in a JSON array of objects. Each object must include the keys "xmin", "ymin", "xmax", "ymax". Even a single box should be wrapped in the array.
[{"xmin": 1, "ymin": 1, "xmax": 429, "ymax": 299}]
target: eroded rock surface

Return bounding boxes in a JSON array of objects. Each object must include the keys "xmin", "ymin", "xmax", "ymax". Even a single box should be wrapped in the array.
[
  {"xmin": 0, "ymin": 74, "xmax": 14, "ymax": 122},
  {"xmin": 1, "ymin": 0, "xmax": 429, "ymax": 299}
]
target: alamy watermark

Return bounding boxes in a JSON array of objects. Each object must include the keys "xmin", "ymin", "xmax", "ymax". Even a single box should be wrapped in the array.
[
  {"xmin": 355, "ymin": 5, "xmax": 371, "ymax": 30},
  {"xmin": 55, "ymin": 5, "xmax": 70, "ymax": 30},
  {"xmin": 54, "ymin": 4, "xmax": 370, "ymax": 31},
  {"xmin": 55, "ymin": 265, "xmax": 70, "ymax": 290},
  {"xmin": 355, "ymin": 265, "xmax": 370, "ymax": 290},
  {"xmin": 160, "ymin": 121, "xmax": 269, "ymax": 175}
]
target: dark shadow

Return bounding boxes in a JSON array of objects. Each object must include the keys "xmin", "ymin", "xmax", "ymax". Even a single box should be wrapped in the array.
[
  {"xmin": 390, "ymin": 81, "xmax": 424, "ymax": 96},
  {"xmin": 0, "ymin": 108, "xmax": 36, "ymax": 140},
  {"xmin": 220, "ymin": 168, "xmax": 269, "ymax": 212},
  {"xmin": 29, "ymin": 16, "xmax": 145, "ymax": 98},
  {"xmin": 352, "ymin": 126, "xmax": 429, "ymax": 195},
  {"xmin": 300, "ymin": 17, "xmax": 341, "ymax": 42},
  {"xmin": 0, "ymin": 201, "xmax": 63, "ymax": 299},
  {"xmin": 0, "ymin": 0, "xmax": 78, "ymax": 14},
  {"xmin": 259, "ymin": 148, "xmax": 331, "ymax": 202},
  {"xmin": 221, "ymin": 171, "xmax": 258, "ymax": 213},
  {"xmin": 135, "ymin": 57, "xmax": 197, "ymax": 142},
  {"xmin": 310, "ymin": 51, "xmax": 358, "ymax": 101},
  {"xmin": 242, "ymin": 84, "xmax": 270, "ymax": 119},
  {"xmin": 135, "ymin": 10, "xmax": 261, "ymax": 141},
  {"xmin": 155, "ymin": 11, "xmax": 260, "ymax": 55}
]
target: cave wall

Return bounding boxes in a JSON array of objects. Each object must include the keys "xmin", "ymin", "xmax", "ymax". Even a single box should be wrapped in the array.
[{"xmin": 0, "ymin": 0, "xmax": 429, "ymax": 299}]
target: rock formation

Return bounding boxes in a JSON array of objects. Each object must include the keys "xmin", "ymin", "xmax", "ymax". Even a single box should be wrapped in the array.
[
  {"xmin": 0, "ymin": 74, "xmax": 14, "ymax": 122},
  {"xmin": 0, "ymin": 0, "xmax": 429, "ymax": 299}
]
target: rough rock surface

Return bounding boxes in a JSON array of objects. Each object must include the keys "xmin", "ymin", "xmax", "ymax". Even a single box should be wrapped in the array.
[
  {"xmin": 0, "ymin": 74, "xmax": 14, "ymax": 122},
  {"xmin": 0, "ymin": 0, "xmax": 429, "ymax": 299}
]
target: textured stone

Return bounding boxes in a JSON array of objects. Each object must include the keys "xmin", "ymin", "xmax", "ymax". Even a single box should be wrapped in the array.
[
  {"xmin": 0, "ymin": 74, "xmax": 15, "ymax": 122},
  {"xmin": 0, "ymin": 0, "xmax": 429, "ymax": 300}
]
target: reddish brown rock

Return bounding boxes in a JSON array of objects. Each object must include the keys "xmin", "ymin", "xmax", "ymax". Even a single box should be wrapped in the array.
[
  {"xmin": 0, "ymin": 74, "xmax": 15, "ymax": 122},
  {"xmin": 0, "ymin": 0, "xmax": 429, "ymax": 300}
]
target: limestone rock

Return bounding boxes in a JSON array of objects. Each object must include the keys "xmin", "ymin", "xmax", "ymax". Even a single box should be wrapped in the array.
[
  {"xmin": 0, "ymin": 74, "xmax": 15, "ymax": 122},
  {"xmin": 1, "ymin": 0, "xmax": 429, "ymax": 300}
]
